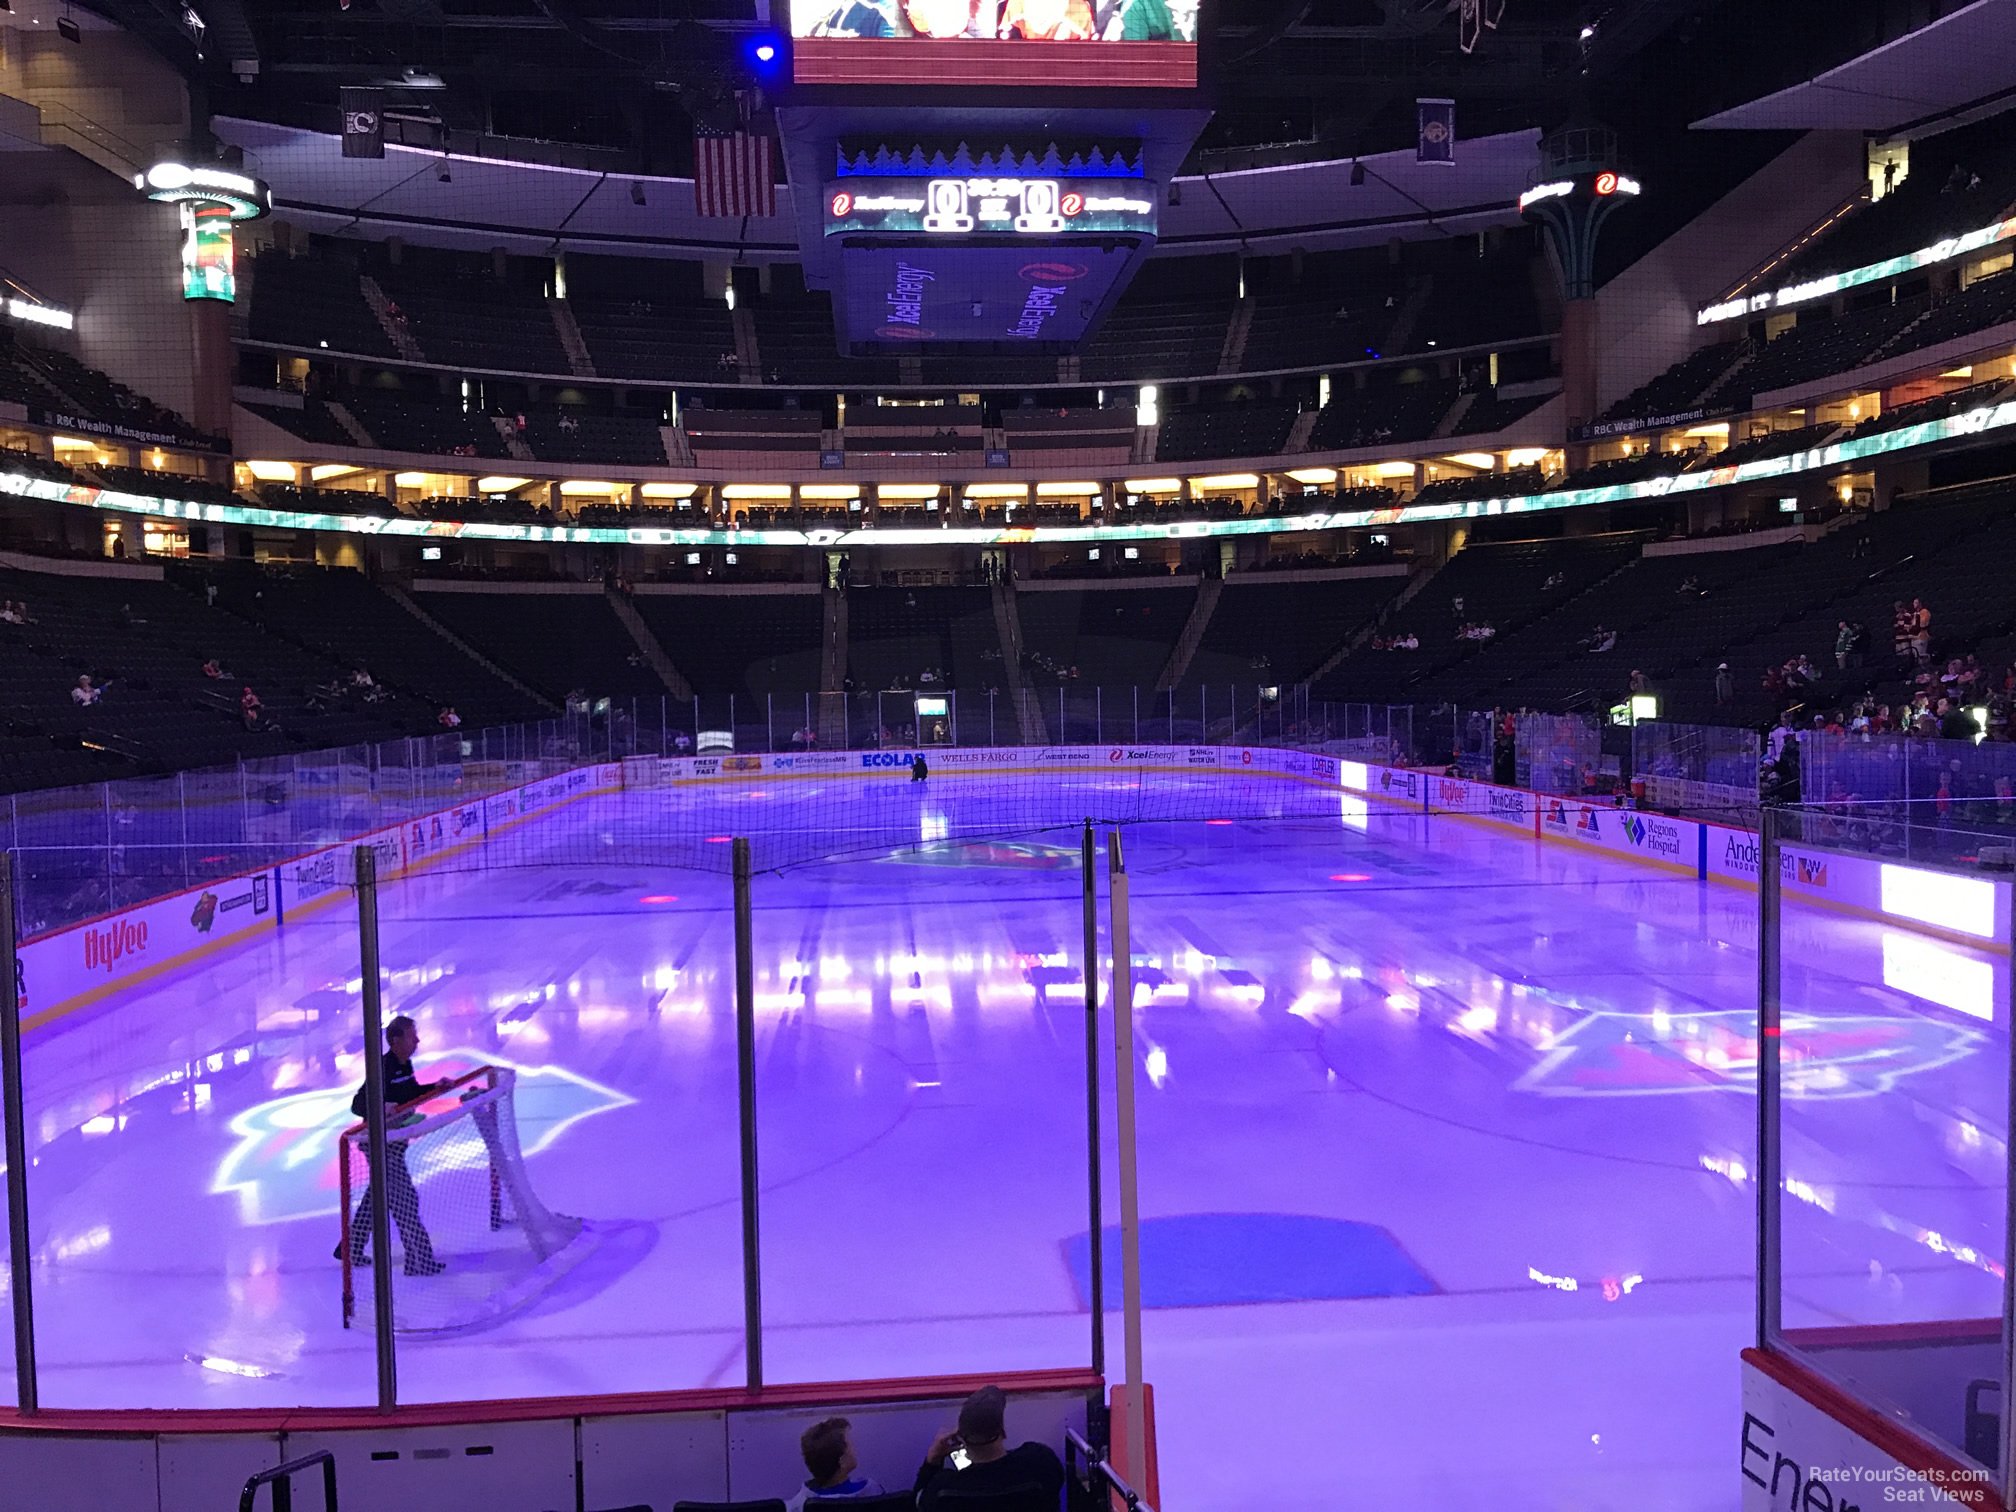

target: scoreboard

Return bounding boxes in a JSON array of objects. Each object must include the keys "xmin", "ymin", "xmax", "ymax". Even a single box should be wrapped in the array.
[
  {"xmin": 788, "ymin": 0, "xmax": 1198, "ymax": 87},
  {"xmin": 823, "ymin": 178, "xmax": 1159, "ymax": 238}
]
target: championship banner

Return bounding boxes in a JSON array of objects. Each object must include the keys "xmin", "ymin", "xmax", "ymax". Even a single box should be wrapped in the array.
[
  {"xmin": 1417, "ymin": 98, "xmax": 1455, "ymax": 164},
  {"xmin": 341, "ymin": 88, "xmax": 384, "ymax": 159}
]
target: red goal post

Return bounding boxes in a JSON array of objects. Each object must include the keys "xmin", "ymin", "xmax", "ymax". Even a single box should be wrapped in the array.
[{"xmin": 339, "ymin": 1065, "xmax": 501, "ymax": 1329}]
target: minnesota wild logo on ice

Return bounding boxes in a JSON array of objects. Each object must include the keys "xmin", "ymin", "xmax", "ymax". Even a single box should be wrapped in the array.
[
  {"xmin": 1515, "ymin": 1009, "xmax": 1979, "ymax": 1099},
  {"xmin": 211, "ymin": 1051, "xmax": 632, "ymax": 1224}
]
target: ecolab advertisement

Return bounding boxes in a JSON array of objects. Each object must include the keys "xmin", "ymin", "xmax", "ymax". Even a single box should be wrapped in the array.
[{"xmin": 17, "ymin": 763, "xmax": 622, "ymax": 1028}]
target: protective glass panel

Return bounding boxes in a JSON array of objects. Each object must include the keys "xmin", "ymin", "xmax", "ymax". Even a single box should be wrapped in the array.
[
  {"xmin": 751, "ymin": 770, "xmax": 1094, "ymax": 1384},
  {"xmin": 366, "ymin": 758, "xmax": 745, "ymax": 1401},
  {"xmin": 21, "ymin": 874, "xmax": 378, "ymax": 1407},
  {"xmin": 1767, "ymin": 805, "xmax": 2012, "ymax": 1481}
]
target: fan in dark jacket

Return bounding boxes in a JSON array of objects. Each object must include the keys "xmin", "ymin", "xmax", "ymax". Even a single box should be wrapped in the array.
[{"xmin": 914, "ymin": 1386, "xmax": 1064, "ymax": 1510}]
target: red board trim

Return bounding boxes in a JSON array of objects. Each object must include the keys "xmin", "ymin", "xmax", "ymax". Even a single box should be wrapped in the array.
[
  {"xmin": 1783, "ymin": 1318, "xmax": 2003, "ymax": 1350},
  {"xmin": 0, "ymin": 1367, "xmax": 1102, "ymax": 1436}
]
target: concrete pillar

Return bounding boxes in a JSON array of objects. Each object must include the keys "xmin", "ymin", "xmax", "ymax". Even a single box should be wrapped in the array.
[
  {"xmin": 189, "ymin": 297, "xmax": 235, "ymax": 441},
  {"xmin": 1560, "ymin": 297, "xmax": 1599, "ymax": 443}
]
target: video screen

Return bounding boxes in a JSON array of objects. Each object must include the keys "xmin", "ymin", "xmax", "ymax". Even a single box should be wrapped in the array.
[{"xmin": 790, "ymin": 0, "xmax": 1197, "ymax": 87}]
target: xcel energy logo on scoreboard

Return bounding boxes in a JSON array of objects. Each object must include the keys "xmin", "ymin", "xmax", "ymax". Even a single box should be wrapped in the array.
[{"xmin": 825, "ymin": 178, "xmax": 1159, "ymax": 239}]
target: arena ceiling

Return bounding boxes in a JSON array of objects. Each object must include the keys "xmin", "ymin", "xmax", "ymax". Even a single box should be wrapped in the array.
[{"xmin": 83, "ymin": 0, "xmax": 1843, "ymax": 174}]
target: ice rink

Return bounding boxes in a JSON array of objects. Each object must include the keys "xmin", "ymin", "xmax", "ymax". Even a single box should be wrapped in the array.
[{"xmin": 7, "ymin": 766, "xmax": 2003, "ymax": 1510}]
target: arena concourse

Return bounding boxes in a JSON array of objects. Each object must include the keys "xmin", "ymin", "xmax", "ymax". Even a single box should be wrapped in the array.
[{"xmin": 4, "ymin": 0, "xmax": 2016, "ymax": 1507}]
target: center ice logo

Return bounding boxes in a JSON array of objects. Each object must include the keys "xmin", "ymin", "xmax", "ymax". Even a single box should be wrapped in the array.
[
  {"xmin": 885, "ymin": 839, "xmax": 1077, "ymax": 870},
  {"xmin": 210, "ymin": 1050, "xmax": 634, "ymax": 1225},
  {"xmin": 1514, "ymin": 1009, "xmax": 1979, "ymax": 1100}
]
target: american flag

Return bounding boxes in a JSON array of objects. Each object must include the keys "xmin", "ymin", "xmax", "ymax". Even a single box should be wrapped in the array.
[{"xmin": 693, "ymin": 118, "xmax": 775, "ymax": 219}]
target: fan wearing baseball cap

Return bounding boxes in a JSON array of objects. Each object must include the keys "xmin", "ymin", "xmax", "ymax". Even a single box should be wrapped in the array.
[{"xmin": 914, "ymin": 1385, "xmax": 1065, "ymax": 1509}]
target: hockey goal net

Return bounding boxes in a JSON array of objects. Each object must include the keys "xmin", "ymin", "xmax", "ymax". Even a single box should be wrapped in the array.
[{"xmin": 339, "ymin": 1065, "xmax": 593, "ymax": 1336}]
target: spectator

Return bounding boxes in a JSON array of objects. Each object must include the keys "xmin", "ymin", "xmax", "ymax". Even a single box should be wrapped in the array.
[
  {"xmin": 1715, "ymin": 663, "xmax": 1734, "ymax": 706},
  {"xmin": 437, "ymin": 706, "xmax": 461, "ymax": 730},
  {"xmin": 240, "ymin": 686, "xmax": 264, "ymax": 731},
  {"xmin": 202, "ymin": 657, "xmax": 226, "ymax": 680},
  {"xmin": 71, "ymin": 674, "xmax": 101, "ymax": 707},
  {"xmin": 1628, "ymin": 669, "xmax": 1651, "ymax": 695},
  {"xmin": 1834, "ymin": 621, "xmax": 1856, "ymax": 671},
  {"xmin": 913, "ymin": 1385, "xmax": 1064, "ymax": 1511},
  {"xmin": 786, "ymin": 1418, "xmax": 884, "ymax": 1509},
  {"xmin": 1937, "ymin": 698, "xmax": 1976, "ymax": 742},
  {"xmin": 0, "ymin": 600, "xmax": 21, "ymax": 624},
  {"xmin": 204, "ymin": 581, "xmax": 218, "ymax": 608}
]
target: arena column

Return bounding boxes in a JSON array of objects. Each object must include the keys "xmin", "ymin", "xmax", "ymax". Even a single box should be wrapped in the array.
[
  {"xmin": 1517, "ymin": 123, "xmax": 1641, "ymax": 463},
  {"xmin": 133, "ymin": 156, "xmax": 273, "ymax": 442}
]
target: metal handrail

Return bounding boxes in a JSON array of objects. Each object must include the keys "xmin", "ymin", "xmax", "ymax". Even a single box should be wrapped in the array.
[
  {"xmin": 1066, "ymin": 1426, "xmax": 1155, "ymax": 1512},
  {"xmin": 239, "ymin": 1449, "xmax": 338, "ymax": 1512}
]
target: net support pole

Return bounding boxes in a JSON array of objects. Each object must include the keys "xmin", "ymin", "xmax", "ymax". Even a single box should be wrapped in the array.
[
  {"xmin": 0, "ymin": 853, "xmax": 38, "ymax": 1411},
  {"xmin": 354, "ymin": 843, "xmax": 398, "ymax": 1412},
  {"xmin": 733, "ymin": 836, "xmax": 764, "ymax": 1390},
  {"xmin": 1755, "ymin": 809, "xmax": 1781, "ymax": 1350},
  {"xmin": 1105, "ymin": 828, "xmax": 1145, "ymax": 1467},
  {"xmin": 1081, "ymin": 821, "xmax": 1104, "ymax": 1379}
]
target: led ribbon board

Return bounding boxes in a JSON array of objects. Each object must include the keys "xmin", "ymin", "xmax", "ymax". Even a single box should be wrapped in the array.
[
  {"xmin": 824, "ymin": 178, "xmax": 1159, "ymax": 238},
  {"xmin": 10, "ymin": 395, "xmax": 2016, "ymax": 545},
  {"xmin": 1698, "ymin": 212, "xmax": 2016, "ymax": 326}
]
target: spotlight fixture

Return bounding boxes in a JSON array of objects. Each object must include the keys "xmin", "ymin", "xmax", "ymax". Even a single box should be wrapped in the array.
[
  {"xmin": 631, "ymin": 181, "xmax": 646, "ymax": 206},
  {"xmin": 58, "ymin": 13, "xmax": 82, "ymax": 41},
  {"xmin": 1349, "ymin": 160, "xmax": 1365, "ymax": 186},
  {"xmin": 437, "ymin": 163, "xmax": 451, "ymax": 183}
]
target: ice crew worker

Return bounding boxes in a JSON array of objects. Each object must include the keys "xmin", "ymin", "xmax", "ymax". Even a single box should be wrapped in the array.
[
  {"xmin": 337, "ymin": 1014, "xmax": 448, "ymax": 1276},
  {"xmin": 911, "ymin": 754, "xmax": 929, "ymax": 783}
]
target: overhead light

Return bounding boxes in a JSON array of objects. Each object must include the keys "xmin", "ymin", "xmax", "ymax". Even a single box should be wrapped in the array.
[
  {"xmin": 6, "ymin": 298, "xmax": 73, "ymax": 330},
  {"xmin": 401, "ymin": 67, "xmax": 446, "ymax": 88},
  {"xmin": 57, "ymin": 14, "xmax": 81, "ymax": 42}
]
